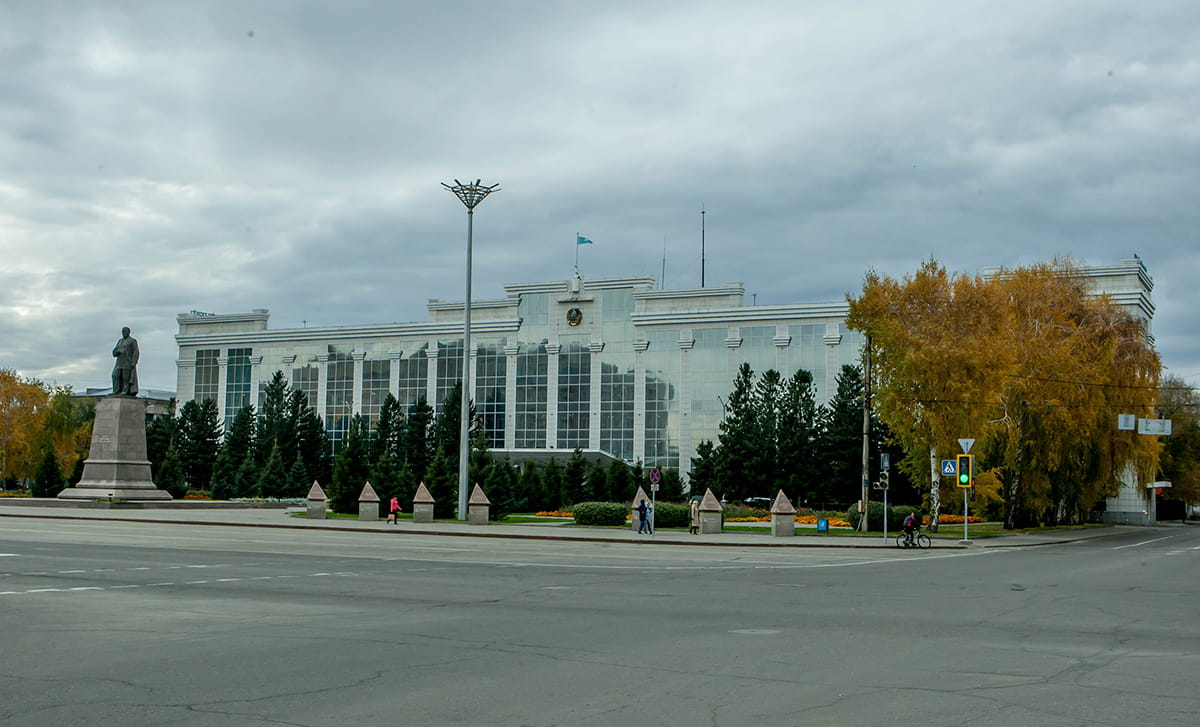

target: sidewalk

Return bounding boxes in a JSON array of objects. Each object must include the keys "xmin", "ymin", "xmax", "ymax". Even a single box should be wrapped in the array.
[{"xmin": 0, "ymin": 499, "xmax": 1144, "ymax": 549}]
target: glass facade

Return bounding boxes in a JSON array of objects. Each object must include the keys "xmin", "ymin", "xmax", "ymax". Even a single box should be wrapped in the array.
[
  {"xmin": 515, "ymin": 341, "xmax": 548, "ymax": 448},
  {"xmin": 788, "ymin": 323, "xmax": 827, "ymax": 399},
  {"xmin": 291, "ymin": 363, "xmax": 318, "ymax": 408},
  {"xmin": 325, "ymin": 347, "xmax": 353, "ymax": 448},
  {"xmin": 396, "ymin": 345, "xmax": 428, "ymax": 411},
  {"xmin": 644, "ymin": 329, "xmax": 679, "ymax": 470},
  {"xmin": 738, "ymin": 325, "xmax": 776, "ymax": 374},
  {"xmin": 436, "ymin": 339, "xmax": 464, "ymax": 412},
  {"xmin": 194, "ymin": 349, "xmax": 219, "ymax": 403},
  {"xmin": 177, "ymin": 275, "xmax": 880, "ymax": 476},
  {"xmin": 475, "ymin": 339, "xmax": 507, "ymax": 448},
  {"xmin": 556, "ymin": 338, "xmax": 590, "ymax": 449},
  {"xmin": 224, "ymin": 347, "xmax": 252, "ymax": 427},
  {"xmin": 361, "ymin": 359, "xmax": 390, "ymax": 431}
]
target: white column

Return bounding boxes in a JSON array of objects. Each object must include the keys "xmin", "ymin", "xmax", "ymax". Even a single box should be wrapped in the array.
[
  {"xmin": 281, "ymin": 354, "xmax": 297, "ymax": 385},
  {"xmin": 677, "ymin": 335, "xmax": 695, "ymax": 480},
  {"xmin": 545, "ymin": 342, "xmax": 560, "ymax": 448},
  {"xmin": 724, "ymin": 331, "xmax": 743, "ymax": 383},
  {"xmin": 388, "ymin": 351, "xmax": 402, "ymax": 399},
  {"xmin": 424, "ymin": 347, "xmax": 440, "ymax": 408},
  {"xmin": 175, "ymin": 359, "xmax": 196, "ymax": 404},
  {"xmin": 503, "ymin": 343, "xmax": 520, "ymax": 450},
  {"xmin": 588, "ymin": 340, "xmax": 605, "ymax": 450},
  {"xmin": 216, "ymin": 356, "xmax": 229, "ymax": 424},
  {"xmin": 774, "ymin": 329, "xmax": 791, "ymax": 374},
  {"xmin": 249, "ymin": 355, "xmax": 263, "ymax": 410},
  {"xmin": 351, "ymin": 351, "xmax": 365, "ymax": 416},
  {"xmin": 632, "ymin": 340, "xmax": 649, "ymax": 463},
  {"xmin": 315, "ymin": 353, "xmax": 330, "ymax": 421},
  {"xmin": 823, "ymin": 324, "xmax": 843, "ymax": 405}
]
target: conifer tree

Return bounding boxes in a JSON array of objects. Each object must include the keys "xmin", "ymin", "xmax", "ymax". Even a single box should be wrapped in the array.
[
  {"xmin": 31, "ymin": 445, "xmax": 65, "ymax": 498},
  {"xmin": 329, "ymin": 415, "xmax": 370, "ymax": 514},
  {"xmin": 402, "ymin": 398, "xmax": 434, "ymax": 483},
  {"xmin": 257, "ymin": 443, "xmax": 288, "ymax": 498},
  {"xmin": 157, "ymin": 442, "xmax": 187, "ymax": 499},
  {"xmin": 176, "ymin": 399, "xmax": 221, "ymax": 492}
]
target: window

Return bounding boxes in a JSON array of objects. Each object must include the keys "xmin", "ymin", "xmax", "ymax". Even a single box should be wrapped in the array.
[
  {"xmin": 475, "ymin": 340, "xmax": 506, "ymax": 449},
  {"xmin": 224, "ymin": 347, "xmax": 252, "ymax": 428},
  {"xmin": 436, "ymin": 339, "xmax": 464, "ymax": 412},
  {"xmin": 194, "ymin": 349, "xmax": 219, "ymax": 403},
  {"xmin": 325, "ymin": 348, "xmax": 353, "ymax": 450},
  {"xmin": 361, "ymin": 359, "xmax": 390, "ymax": 431},
  {"xmin": 515, "ymin": 341, "xmax": 547, "ymax": 448},
  {"xmin": 556, "ymin": 339, "xmax": 590, "ymax": 449},
  {"xmin": 396, "ymin": 345, "xmax": 428, "ymax": 410}
]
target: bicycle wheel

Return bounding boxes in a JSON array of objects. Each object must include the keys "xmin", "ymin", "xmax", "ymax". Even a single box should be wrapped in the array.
[
  {"xmin": 916, "ymin": 533, "xmax": 932, "ymax": 549},
  {"xmin": 895, "ymin": 533, "xmax": 908, "ymax": 549}
]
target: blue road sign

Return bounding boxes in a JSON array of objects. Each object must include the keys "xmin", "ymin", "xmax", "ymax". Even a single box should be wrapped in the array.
[
  {"xmin": 941, "ymin": 460, "xmax": 958, "ymax": 477},
  {"xmin": 649, "ymin": 467, "xmax": 662, "ymax": 485},
  {"xmin": 881, "ymin": 453, "xmax": 890, "ymax": 471}
]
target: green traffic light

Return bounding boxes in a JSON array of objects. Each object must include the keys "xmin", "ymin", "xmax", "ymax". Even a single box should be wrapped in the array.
[{"xmin": 959, "ymin": 472, "xmax": 969, "ymax": 484}]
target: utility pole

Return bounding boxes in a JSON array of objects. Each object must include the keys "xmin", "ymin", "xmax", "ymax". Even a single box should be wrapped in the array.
[{"xmin": 859, "ymin": 335, "xmax": 872, "ymax": 532}]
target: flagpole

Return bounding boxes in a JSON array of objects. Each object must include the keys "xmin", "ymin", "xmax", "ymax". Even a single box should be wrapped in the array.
[{"xmin": 575, "ymin": 232, "xmax": 579, "ymax": 276}]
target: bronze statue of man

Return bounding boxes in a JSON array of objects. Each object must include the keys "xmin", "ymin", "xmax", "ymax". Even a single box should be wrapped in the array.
[{"xmin": 111, "ymin": 327, "xmax": 140, "ymax": 396}]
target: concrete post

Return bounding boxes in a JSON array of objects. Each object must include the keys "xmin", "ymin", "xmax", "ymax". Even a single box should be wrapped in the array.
[
  {"xmin": 468, "ymin": 483, "xmax": 490, "ymax": 525},
  {"xmin": 770, "ymin": 489, "xmax": 796, "ymax": 537},
  {"xmin": 306, "ymin": 481, "xmax": 327, "ymax": 519},
  {"xmin": 698, "ymin": 487, "xmax": 723, "ymax": 535},
  {"xmin": 358, "ymin": 481, "xmax": 380, "ymax": 521},
  {"xmin": 412, "ymin": 481, "xmax": 435, "ymax": 524}
]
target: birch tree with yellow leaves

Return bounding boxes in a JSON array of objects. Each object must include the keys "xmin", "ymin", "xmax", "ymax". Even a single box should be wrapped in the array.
[{"xmin": 848, "ymin": 259, "xmax": 1161, "ymax": 529}]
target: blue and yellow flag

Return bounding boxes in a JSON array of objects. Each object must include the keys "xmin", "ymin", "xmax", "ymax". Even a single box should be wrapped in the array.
[{"xmin": 577, "ymin": 235, "xmax": 593, "ymax": 245}]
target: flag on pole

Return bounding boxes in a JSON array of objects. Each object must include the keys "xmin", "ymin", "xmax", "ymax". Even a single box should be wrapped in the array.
[{"xmin": 577, "ymin": 235, "xmax": 593, "ymax": 245}]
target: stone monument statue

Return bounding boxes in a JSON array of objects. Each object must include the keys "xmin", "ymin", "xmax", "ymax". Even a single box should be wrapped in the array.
[
  {"xmin": 111, "ymin": 326, "xmax": 139, "ymax": 396},
  {"xmin": 59, "ymin": 326, "xmax": 170, "ymax": 501}
]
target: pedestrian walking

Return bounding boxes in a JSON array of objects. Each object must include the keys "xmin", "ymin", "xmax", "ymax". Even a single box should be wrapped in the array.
[
  {"xmin": 387, "ymin": 496, "xmax": 401, "ymax": 525},
  {"xmin": 637, "ymin": 498, "xmax": 653, "ymax": 534},
  {"xmin": 689, "ymin": 497, "xmax": 699, "ymax": 535}
]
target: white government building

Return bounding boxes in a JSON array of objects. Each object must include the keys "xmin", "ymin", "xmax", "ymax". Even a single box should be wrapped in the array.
[{"xmin": 173, "ymin": 258, "xmax": 1156, "ymax": 519}]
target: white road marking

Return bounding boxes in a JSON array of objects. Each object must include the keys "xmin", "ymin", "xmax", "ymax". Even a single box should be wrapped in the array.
[{"xmin": 1113, "ymin": 535, "xmax": 1176, "ymax": 549}]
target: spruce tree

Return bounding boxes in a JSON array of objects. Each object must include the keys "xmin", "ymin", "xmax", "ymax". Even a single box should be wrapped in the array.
[
  {"xmin": 31, "ymin": 446, "xmax": 65, "ymax": 498},
  {"xmin": 402, "ymin": 398, "xmax": 434, "ymax": 483},
  {"xmin": 777, "ymin": 369, "xmax": 820, "ymax": 503},
  {"xmin": 257, "ymin": 443, "xmax": 288, "ymax": 498},
  {"xmin": 542, "ymin": 458, "xmax": 568, "ymax": 509},
  {"xmin": 424, "ymin": 448, "xmax": 458, "ymax": 519},
  {"xmin": 329, "ymin": 415, "xmax": 370, "ymax": 514},
  {"xmin": 211, "ymin": 405, "xmax": 257, "ymax": 497},
  {"xmin": 716, "ymin": 363, "xmax": 759, "ymax": 501},
  {"xmin": 176, "ymin": 399, "xmax": 221, "ymax": 492},
  {"xmin": 564, "ymin": 449, "xmax": 589, "ymax": 506},
  {"xmin": 157, "ymin": 443, "xmax": 187, "ymax": 499},
  {"xmin": 818, "ymin": 365, "xmax": 866, "ymax": 509}
]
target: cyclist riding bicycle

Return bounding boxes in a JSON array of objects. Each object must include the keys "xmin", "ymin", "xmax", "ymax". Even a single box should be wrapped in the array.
[{"xmin": 902, "ymin": 511, "xmax": 919, "ymax": 546}]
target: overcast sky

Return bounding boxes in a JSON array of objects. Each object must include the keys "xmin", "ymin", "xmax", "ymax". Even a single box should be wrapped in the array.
[{"xmin": 2, "ymin": 0, "xmax": 1198, "ymax": 395}]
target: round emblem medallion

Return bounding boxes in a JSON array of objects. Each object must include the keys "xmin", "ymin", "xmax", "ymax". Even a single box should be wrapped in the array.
[{"xmin": 566, "ymin": 308, "xmax": 583, "ymax": 326}]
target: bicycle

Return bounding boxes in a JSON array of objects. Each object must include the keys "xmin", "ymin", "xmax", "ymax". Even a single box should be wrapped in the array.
[{"xmin": 895, "ymin": 528, "xmax": 931, "ymax": 549}]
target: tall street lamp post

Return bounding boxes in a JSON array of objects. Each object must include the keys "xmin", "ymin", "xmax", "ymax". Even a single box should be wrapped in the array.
[{"xmin": 442, "ymin": 179, "xmax": 500, "ymax": 520}]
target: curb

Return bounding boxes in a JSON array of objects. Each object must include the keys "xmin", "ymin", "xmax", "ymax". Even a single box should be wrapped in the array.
[{"xmin": 0, "ymin": 511, "xmax": 976, "ymax": 549}]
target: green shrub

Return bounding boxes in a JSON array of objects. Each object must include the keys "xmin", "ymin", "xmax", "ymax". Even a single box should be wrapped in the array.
[
  {"xmin": 572, "ymin": 501, "xmax": 628, "ymax": 526},
  {"xmin": 846, "ymin": 502, "xmax": 922, "ymax": 530},
  {"xmin": 651, "ymin": 501, "xmax": 689, "ymax": 528}
]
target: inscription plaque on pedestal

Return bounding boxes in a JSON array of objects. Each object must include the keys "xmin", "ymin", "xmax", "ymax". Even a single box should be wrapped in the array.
[{"xmin": 58, "ymin": 396, "xmax": 172, "ymax": 501}]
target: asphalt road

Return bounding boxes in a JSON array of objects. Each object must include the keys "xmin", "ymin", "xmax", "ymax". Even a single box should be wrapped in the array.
[{"xmin": 1, "ymin": 519, "xmax": 1197, "ymax": 726}]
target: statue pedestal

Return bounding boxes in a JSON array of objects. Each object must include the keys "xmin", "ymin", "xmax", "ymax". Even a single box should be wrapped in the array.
[{"xmin": 58, "ymin": 396, "xmax": 172, "ymax": 501}]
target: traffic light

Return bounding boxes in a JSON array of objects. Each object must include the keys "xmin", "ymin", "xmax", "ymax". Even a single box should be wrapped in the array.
[
  {"xmin": 879, "ymin": 469, "xmax": 889, "ymax": 489},
  {"xmin": 956, "ymin": 454, "xmax": 973, "ymax": 488}
]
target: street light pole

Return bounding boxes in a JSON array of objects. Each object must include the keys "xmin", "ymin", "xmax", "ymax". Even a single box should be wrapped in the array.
[{"xmin": 442, "ymin": 179, "xmax": 500, "ymax": 520}]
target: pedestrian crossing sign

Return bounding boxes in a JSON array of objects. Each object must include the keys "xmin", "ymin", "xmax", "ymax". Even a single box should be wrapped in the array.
[{"xmin": 941, "ymin": 460, "xmax": 957, "ymax": 477}]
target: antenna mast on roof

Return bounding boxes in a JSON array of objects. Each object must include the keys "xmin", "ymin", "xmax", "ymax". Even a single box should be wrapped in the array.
[
  {"xmin": 661, "ymin": 235, "xmax": 667, "ymax": 289},
  {"xmin": 700, "ymin": 205, "xmax": 706, "ymax": 288}
]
